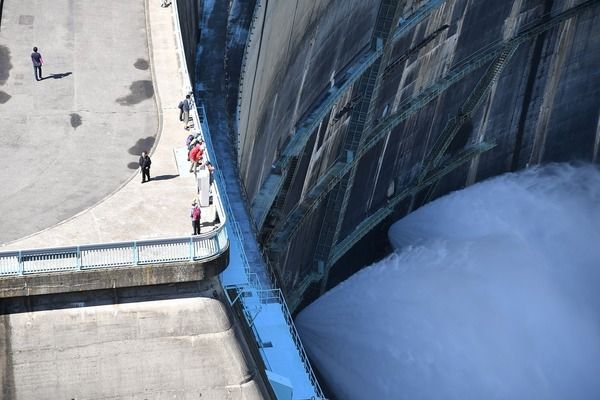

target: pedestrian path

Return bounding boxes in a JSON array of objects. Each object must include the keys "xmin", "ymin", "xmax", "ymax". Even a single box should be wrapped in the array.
[
  {"xmin": 1, "ymin": 1, "xmax": 213, "ymax": 251},
  {"xmin": 0, "ymin": 0, "xmax": 158, "ymax": 244}
]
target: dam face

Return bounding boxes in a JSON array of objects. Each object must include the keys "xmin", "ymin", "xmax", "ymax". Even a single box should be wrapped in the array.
[{"xmin": 226, "ymin": 0, "xmax": 600, "ymax": 309}]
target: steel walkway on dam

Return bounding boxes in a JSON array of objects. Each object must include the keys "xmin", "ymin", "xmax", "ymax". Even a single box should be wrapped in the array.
[
  {"xmin": 0, "ymin": 0, "xmax": 325, "ymax": 398},
  {"xmin": 192, "ymin": 0, "xmax": 326, "ymax": 397}
]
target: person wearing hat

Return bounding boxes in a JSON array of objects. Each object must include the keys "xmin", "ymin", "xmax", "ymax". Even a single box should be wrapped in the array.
[{"xmin": 190, "ymin": 200, "xmax": 201, "ymax": 235}]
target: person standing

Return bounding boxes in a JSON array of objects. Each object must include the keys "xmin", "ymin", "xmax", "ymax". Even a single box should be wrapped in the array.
[
  {"xmin": 205, "ymin": 161, "xmax": 215, "ymax": 187},
  {"xmin": 178, "ymin": 100, "xmax": 185, "ymax": 121},
  {"xmin": 139, "ymin": 151, "xmax": 152, "ymax": 183},
  {"xmin": 181, "ymin": 94, "xmax": 192, "ymax": 129},
  {"xmin": 188, "ymin": 142, "xmax": 203, "ymax": 173},
  {"xmin": 190, "ymin": 201, "xmax": 201, "ymax": 235},
  {"xmin": 31, "ymin": 47, "xmax": 43, "ymax": 81}
]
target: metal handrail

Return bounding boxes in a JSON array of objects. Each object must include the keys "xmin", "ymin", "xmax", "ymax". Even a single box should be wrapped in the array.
[
  {"xmin": 0, "ymin": 225, "xmax": 228, "ymax": 276},
  {"xmin": 197, "ymin": 104, "xmax": 257, "ymax": 285},
  {"xmin": 199, "ymin": 76, "xmax": 326, "ymax": 399},
  {"xmin": 255, "ymin": 288, "xmax": 326, "ymax": 398}
]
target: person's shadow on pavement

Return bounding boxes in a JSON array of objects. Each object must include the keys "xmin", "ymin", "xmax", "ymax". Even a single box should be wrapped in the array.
[
  {"xmin": 41, "ymin": 72, "xmax": 73, "ymax": 80},
  {"xmin": 151, "ymin": 174, "xmax": 179, "ymax": 181}
]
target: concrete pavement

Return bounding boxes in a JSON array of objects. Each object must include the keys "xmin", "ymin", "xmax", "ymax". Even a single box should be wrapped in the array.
[
  {"xmin": 1, "ymin": 0, "xmax": 213, "ymax": 250},
  {"xmin": 0, "ymin": 0, "xmax": 158, "ymax": 243}
]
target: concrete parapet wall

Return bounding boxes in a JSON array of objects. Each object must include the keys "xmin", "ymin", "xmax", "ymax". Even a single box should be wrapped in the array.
[{"xmin": 0, "ymin": 246, "xmax": 228, "ymax": 298}]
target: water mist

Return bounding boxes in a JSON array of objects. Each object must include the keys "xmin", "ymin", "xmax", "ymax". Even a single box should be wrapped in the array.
[{"xmin": 296, "ymin": 164, "xmax": 600, "ymax": 400}]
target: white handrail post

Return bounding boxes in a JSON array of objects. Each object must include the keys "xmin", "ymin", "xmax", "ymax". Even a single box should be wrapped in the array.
[
  {"xmin": 133, "ymin": 241, "xmax": 139, "ymax": 265},
  {"xmin": 18, "ymin": 250, "xmax": 24, "ymax": 275},
  {"xmin": 189, "ymin": 236, "xmax": 194, "ymax": 261},
  {"xmin": 76, "ymin": 246, "xmax": 82, "ymax": 271}
]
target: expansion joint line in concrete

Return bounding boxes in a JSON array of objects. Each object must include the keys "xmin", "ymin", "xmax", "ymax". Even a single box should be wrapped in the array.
[{"xmin": 143, "ymin": 0, "xmax": 164, "ymax": 158}]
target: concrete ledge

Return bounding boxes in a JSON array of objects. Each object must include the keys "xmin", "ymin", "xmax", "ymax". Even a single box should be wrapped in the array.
[
  {"xmin": 0, "ymin": 245, "xmax": 229, "ymax": 298},
  {"xmin": 1, "ymin": 294, "xmax": 266, "ymax": 399}
]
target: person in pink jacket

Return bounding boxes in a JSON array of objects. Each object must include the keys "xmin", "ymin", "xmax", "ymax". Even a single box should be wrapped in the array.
[{"xmin": 190, "ymin": 200, "xmax": 201, "ymax": 235}]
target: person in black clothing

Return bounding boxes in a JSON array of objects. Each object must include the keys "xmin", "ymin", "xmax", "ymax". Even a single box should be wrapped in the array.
[
  {"xmin": 31, "ymin": 47, "xmax": 43, "ymax": 81},
  {"xmin": 139, "ymin": 151, "xmax": 152, "ymax": 183}
]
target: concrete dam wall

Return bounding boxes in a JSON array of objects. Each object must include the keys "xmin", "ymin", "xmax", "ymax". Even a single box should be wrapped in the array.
[{"xmin": 234, "ymin": 0, "xmax": 600, "ymax": 310}]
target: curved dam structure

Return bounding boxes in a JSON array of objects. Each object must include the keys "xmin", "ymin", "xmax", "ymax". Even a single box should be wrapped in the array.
[
  {"xmin": 227, "ymin": 0, "xmax": 600, "ymax": 310},
  {"xmin": 1, "ymin": 0, "xmax": 597, "ymax": 398}
]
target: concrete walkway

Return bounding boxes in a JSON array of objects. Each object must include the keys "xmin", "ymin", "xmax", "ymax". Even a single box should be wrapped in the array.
[
  {"xmin": 1, "ymin": 0, "xmax": 213, "ymax": 251},
  {"xmin": 0, "ymin": 0, "xmax": 158, "ymax": 243}
]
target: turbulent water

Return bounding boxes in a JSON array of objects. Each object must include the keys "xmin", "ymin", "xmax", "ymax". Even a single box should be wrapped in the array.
[{"xmin": 296, "ymin": 164, "xmax": 600, "ymax": 400}]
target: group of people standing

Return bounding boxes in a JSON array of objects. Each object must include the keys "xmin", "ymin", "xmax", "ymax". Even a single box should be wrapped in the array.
[
  {"xmin": 138, "ymin": 93, "xmax": 217, "ymax": 236},
  {"xmin": 186, "ymin": 130, "xmax": 216, "ymax": 235},
  {"xmin": 30, "ymin": 41, "xmax": 214, "ymax": 238}
]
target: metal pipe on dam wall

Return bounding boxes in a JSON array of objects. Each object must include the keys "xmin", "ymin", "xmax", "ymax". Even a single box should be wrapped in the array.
[{"xmin": 228, "ymin": 0, "xmax": 600, "ymax": 311}]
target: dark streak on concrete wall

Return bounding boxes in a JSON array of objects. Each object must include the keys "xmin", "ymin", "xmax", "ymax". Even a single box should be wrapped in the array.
[
  {"xmin": 176, "ymin": 0, "xmax": 201, "ymax": 84},
  {"xmin": 238, "ymin": 0, "xmax": 381, "ymax": 200}
]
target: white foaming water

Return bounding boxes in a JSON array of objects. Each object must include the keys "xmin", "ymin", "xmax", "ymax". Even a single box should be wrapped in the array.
[{"xmin": 296, "ymin": 164, "xmax": 600, "ymax": 400}]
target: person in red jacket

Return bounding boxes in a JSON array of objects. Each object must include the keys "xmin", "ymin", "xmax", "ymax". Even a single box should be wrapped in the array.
[{"xmin": 188, "ymin": 143, "xmax": 203, "ymax": 173}]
